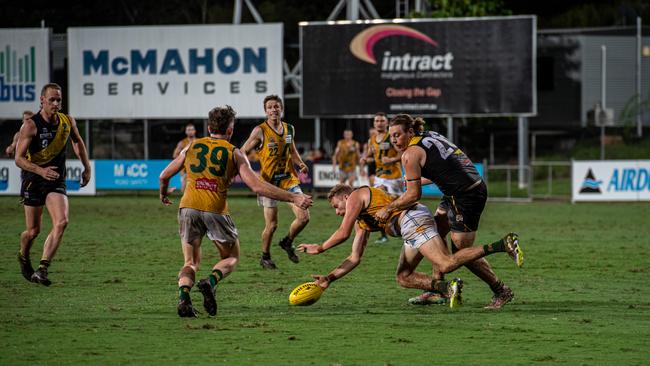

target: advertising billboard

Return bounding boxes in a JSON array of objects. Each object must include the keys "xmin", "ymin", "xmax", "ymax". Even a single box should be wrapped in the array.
[
  {"xmin": 301, "ymin": 16, "xmax": 535, "ymax": 118},
  {"xmin": 572, "ymin": 160, "xmax": 650, "ymax": 202},
  {"xmin": 68, "ymin": 24, "xmax": 283, "ymax": 119},
  {"xmin": 0, "ymin": 28, "xmax": 50, "ymax": 118}
]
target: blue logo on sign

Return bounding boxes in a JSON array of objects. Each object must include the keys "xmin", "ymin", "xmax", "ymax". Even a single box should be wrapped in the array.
[
  {"xmin": 0, "ymin": 166, "xmax": 8, "ymax": 191},
  {"xmin": 579, "ymin": 168, "xmax": 602, "ymax": 194}
]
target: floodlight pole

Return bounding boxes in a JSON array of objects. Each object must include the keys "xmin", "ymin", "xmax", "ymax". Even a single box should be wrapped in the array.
[
  {"xmin": 518, "ymin": 116, "xmax": 528, "ymax": 189},
  {"xmin": 601, "ymin": 45, "xmax": 606, "ymax": 161},
  {"xmin": 636, "ymin": 17, "xmax": 642, "ymax": 138},
  {"xmin": 446, "ymin": 117, "xmax": 453, "ymax": 143}
]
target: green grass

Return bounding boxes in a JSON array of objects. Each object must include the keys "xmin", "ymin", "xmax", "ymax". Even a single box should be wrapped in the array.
[{"xmin": 1, "ymin": 195, "xmax": 649, "ymax": 365}]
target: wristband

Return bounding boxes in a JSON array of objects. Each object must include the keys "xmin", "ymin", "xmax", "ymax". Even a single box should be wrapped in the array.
[{"xmin": 326, "ymin": 274, "xmax": 337, "ymax": 282}]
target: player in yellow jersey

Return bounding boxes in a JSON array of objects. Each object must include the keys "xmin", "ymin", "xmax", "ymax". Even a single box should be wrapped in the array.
[
  {"xmin": 332, "ymin": 129, "xmax": 360, "ymax": 185},
  {"xmin": 14, "ymin": 83, "xmax": 91, "ymax": 286},
  {"xmin": 297, "ymin": 184, "xmax": 522, "ymax": 308},
  {"xmin": 4, "ymin": 110, "xmax": 34, "ymax": 157},
  {"xmin": 159, "ymin": 105, "xmax": 312, "ymax": 317},
  {"xmin": 172, "ymin": 122, "xmax": 197, "ymax": 192},
  {"xmin": 241, "ymin": 95, "xmax": 310, "ymax": 269},
  {"xmin": 360, "ymin": 112, "xmax": 403, "ymax": 243}
]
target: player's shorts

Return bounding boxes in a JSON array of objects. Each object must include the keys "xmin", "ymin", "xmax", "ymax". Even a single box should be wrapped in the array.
[
  {"xmin": 367, "ymin": 161, "xmax": 376, "ymax": 176},
  {"xmin": 438, "ymin": 180, "xmax": 487, "ymax": 233},
  {"xmin": 257, "ymin": 185, "xmax": 303, "ymax": 208},
  {"xmin": 338, "ymin": 169, "xmax": 356, "ymax": 181},
  {"xmin": 399, "ymin": 204, "xmax": 439, "ymax": 250},
  {"xmin": 374, "ymin": 177, "xmax": 404, "ymax": 196},
  {"xmin": 178, "ymin": 208, "xmax": 239, "ymax": 245},
  {"xmin": 20, "ymin": 176, "xmax": 66, "ymax": 207}
]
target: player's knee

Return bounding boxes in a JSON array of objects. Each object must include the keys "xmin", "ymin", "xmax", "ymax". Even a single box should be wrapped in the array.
[
  {"xmin": 395, "ymin": 271, "xmax": 411, "ymax": 287},
  {"xmin": 25, "ymin": 228, "xmax": 40, "ymax": 240},
  {"xmin": 53, "ymin": 218, "xmax": 68, "ymax": 232},
  {"xmin": 265, "ymin": 221, "xmax": 278, "ymax": 233}
]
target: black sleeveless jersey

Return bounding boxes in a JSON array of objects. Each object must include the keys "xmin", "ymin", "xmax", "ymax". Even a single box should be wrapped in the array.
[
  {"xmin": 23, "ymin": 112, "xmax": 72, "ymax": 181},
  {"xmin": 408, "ymin": 131, "xmax": 481, "ymax": 196}
]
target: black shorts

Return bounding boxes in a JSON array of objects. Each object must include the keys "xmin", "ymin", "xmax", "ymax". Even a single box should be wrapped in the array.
[
  {"xmin": 21, "ymin": 176, "xmax": 67, "ymax": 207},
  {"xmin": 367, "ymin": 161, "xmax": 376, "ymax": 176},
  {"xmin": 439, "ymin": 181, "xmax": 487, "ymax": 232}
]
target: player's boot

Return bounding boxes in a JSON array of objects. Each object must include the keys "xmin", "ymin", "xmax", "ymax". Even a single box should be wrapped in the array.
[
  {"xmin": 260, "ymin": 256, "xmax": 277, "ymax": 270},
  {"xmin": 17, "ymin": 252, "xmax": 34, "ymax": 281},
  {"xmin": 504, "ymin": 232, "xmax": 524, "ymax": 268},
  {"xmin": 197, "ymin": 279, "xmax": 217, "ymax": 316},
  {"xmin": 408, "ymin": 291, "xmax": 448, "ymax": 305},
  {"xmin": 448, "ymin": 278, "xmax": 464, "ymax": 309},
  {"xmin": 485, "ymin": 285, "xmax": 514, "ymax": 309},
  {"xmin": 177, "ymin": 299, "xmax": 199, "ymax": 318},
  {"xmin": 278, "ymin": 237, "xmax": 300, "ymax": 263},
  {"xmin": 30, "ymin": 268, "xmax": 52, "ymax": 287},
  {"xmin": 374, "ymin": 235, "xmax": 388, "ymax": 244}
]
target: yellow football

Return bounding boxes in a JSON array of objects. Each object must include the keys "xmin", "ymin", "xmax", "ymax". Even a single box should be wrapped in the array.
[{"xmin": 289, "ymin": 282, "xmax": 324, "ymax": 306}]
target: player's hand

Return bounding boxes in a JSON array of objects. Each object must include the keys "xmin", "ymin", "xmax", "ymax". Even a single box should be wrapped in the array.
[
  {"xmin": 311, "ymin": 274, "xmax": 330, "ymax": 289},
  {"xmin": 297, "ymin": 243, "xmax": 323, "ymax": 255},
  {"xmin": 5, "ymin": 146, "xmax": 13, "ymax": 156},
  {"xmin": 292, "ymin": 194, "xmax": 313, "ymax": 209},
  {"xmin": 374, "ymin": 207, "xmax": 391, "ymax": 223},
  {"xmin": 359, "ymin": 157, "xmax": 366, "ymax": 165},
  {"xmin": 80, "ymin": 169, "xmax": 91, "ymax": 187},
  {"xmin": 298, "ymin": 162, "xmax": 309, "ymax": 174},
  {"xmin": 40, "ymin": 166, "xmax": 59, "ymax": 181},
  {"xmin": 160, "ymin": 194, "xmax": 172, "ymax": 206},
  {"xmin": 381, "ymin": 156, "xmax": 392, "ymax": 164}
]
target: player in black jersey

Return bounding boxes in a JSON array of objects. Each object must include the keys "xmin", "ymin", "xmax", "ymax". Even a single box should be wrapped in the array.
[
  {"xmin": 14, "ymin": 83, "xmax": 91, "ymax": 286},
  {"xmin": 375, "ymin": 114, "xmax": 524, "ymax": 309}
]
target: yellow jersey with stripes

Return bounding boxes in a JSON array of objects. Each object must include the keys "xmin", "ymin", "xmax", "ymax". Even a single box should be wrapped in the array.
[
  {"xmin": 336, "ymin": 139, "xmax": 360, "ymax": 173},
  {"xmin": 256, "ymin": 121, "xmax": 299, "ymax": 189},
  {"xmin": 23, "ymin": 111, "xmax": 72, "ymax": 181},
  {"xmin": 370, "ymin": 132, "xmax": 401, "ymax": 179},
  {"xmin": 179, "ymin": 137, "xmax": 238, "ymax": 214},
  {"xmin": 356, "ymin": 186, "xmax": 403, "ymax": 232}
]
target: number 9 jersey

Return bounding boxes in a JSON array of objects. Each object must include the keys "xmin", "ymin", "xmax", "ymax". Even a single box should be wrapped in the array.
[{"xmin": 179, "ymin": 137, "xmax": 238, "ymax": 214}]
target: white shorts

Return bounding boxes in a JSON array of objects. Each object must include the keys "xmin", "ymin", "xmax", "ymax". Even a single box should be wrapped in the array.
[
  {"xmin": 257, "ymin": 185, "xmax": 303, "ymax": 208},
  {"xmin": 178, "ymin": 208, "xmax": 239, "ymax": 245},
  {"xmin": 399, "ymin": 204, "xmax": 439, "ymax": 249},
  {"xmin": 374, "ymin": 177, "xmax": 404, "ymax": 196}
]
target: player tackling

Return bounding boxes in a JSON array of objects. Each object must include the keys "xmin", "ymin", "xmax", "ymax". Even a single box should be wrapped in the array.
[{"xmin": 298, "ymin": 184, "xmax": 523, "ymax": 308}]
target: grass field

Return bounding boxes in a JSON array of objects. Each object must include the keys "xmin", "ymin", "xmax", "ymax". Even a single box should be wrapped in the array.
[{"xmin": 1, "ymin": 195, "xmax": 649, "ymax": 365}]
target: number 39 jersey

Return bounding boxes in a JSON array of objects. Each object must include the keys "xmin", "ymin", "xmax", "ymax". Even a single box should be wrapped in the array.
[
  {"xmin": 408, "ymin": 131, "xmax": 481, "ymax": 196},
  {"xmin": 256, "ymin": 121, "xmax": 299, "ymax": 189},
  {"xmin": 179, "ymin": 137, "xmax": 238, "ymax": 214}
]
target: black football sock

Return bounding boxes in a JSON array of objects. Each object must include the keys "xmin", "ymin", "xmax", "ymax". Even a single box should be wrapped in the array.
[
  {"xmin": 432, "ymin": 279, "xmax": 448, "ymax": 294},
  {"xmin": 483, "ymin": 238, "xmax": 505, "ymax": 254},
  {"xmin": 489, "ymin": 280, "xmax": 505, "ymax": 294},
  {"xmin": 209, "ymin": 269, "xmax": 223, "ymax": 288},
  {"xmin": 179, "ymin": 285, "xmax": 191, "ymax": 301},
  {"xmin": 262, "ymin": 252, "xmax": 271, "ymax": 260},
  {"xmin": 38, "ymin": 259, "xmax": 50, "ymax": 271}
]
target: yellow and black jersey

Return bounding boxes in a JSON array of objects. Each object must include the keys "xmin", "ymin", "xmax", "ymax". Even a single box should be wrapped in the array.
[
  {"xmin": 23, "ymin": 111, "xmax": 72, "ymax": 182},
  {"xmin": 370, "ymin": 133, "xmax": 401, "ymax": 179},
  {"xmin": 336, "ymin": 139, "xmax": 360, "ymax": 172},
  {"xmin": 179, "ymin": 137, "xmax": 238, "ymax": 214},
  {"xmin": 256, "ymin": 121, "xmax": 299, "ymax": 189},
  {"xmin": 408, "ymin": 131, "xmax": 481, "ymax": 196},
  {"xmin": 356, "ymin": 186, "xmax": 403, "ymax": 232}
]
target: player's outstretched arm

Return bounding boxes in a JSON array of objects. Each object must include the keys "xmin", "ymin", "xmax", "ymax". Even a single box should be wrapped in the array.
[
  {"xmin": 311, "ymin": 224, "xmax": 370, "ymax": 289},
  {"xmin": 159, "ymin": 146, "xmax": 188, "ymax": 205},
  {"xmin": 298, "ymin": 190, "xmax": 364, "ymax": 254},
  {"xmin": 235, "ymin": 149, "xmax": 312, "ymax": 209},
  {"xmin": 290, "ymin": 139, "xmax": 308, "ymax": 174}
]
